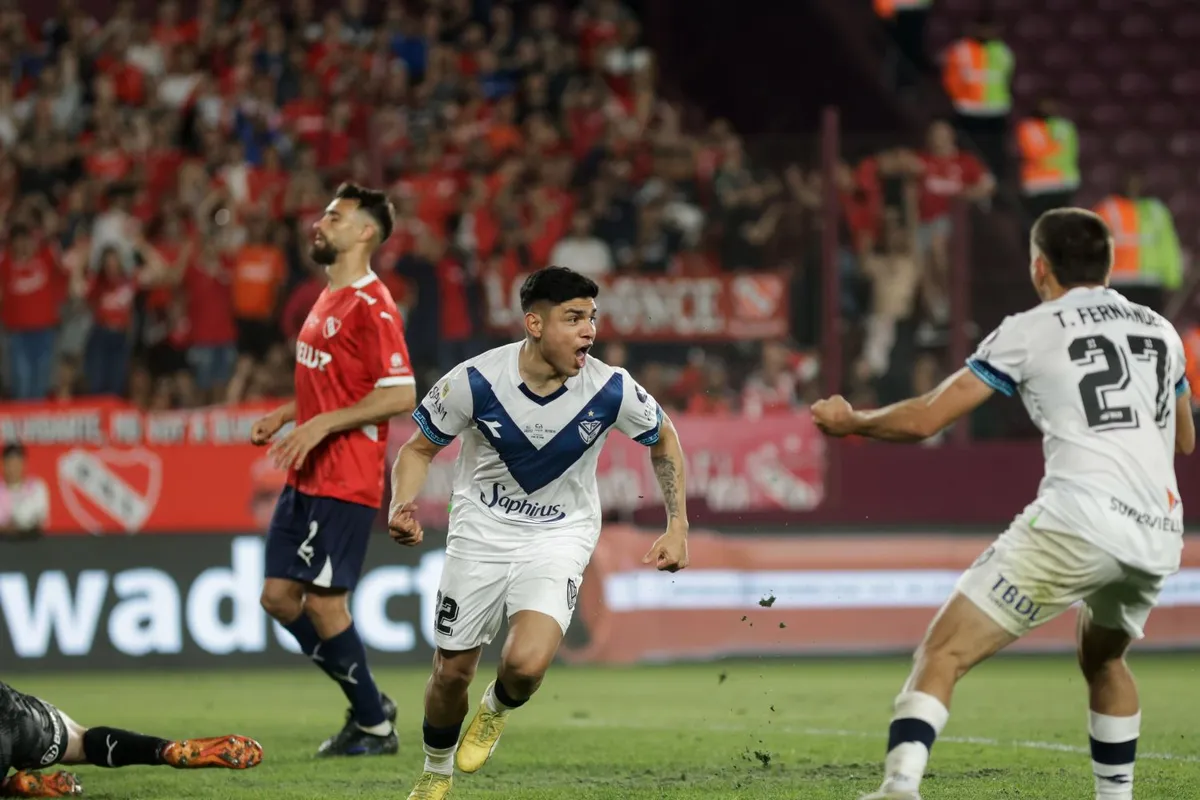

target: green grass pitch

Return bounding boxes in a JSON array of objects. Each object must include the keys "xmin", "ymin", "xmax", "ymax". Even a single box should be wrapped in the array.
[{"xmin": 10, "ymin": 655, "xmax": 1200, "ymax": 798}]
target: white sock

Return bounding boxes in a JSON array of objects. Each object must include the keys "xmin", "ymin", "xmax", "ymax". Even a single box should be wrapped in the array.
[
  {"xmin": 423, "ymin": 743, "xmax": 456, "ymax": 776},
  {"xmin": 482, "ymin": 681, "xmax": 512, "ymax": 714},
  {"xmin": 356, "ymin": 720, "xmax": 393, "ymax": 736},
  {"xmin": 1090, "ymin": 710, "xmax": 1139, "ymax": 799},
  {"xmin": 881, "ymin": 691, "xmax": 950, "ymax": 793}
]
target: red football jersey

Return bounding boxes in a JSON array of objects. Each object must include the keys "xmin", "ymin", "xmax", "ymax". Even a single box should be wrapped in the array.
[{"xmin": 291, "ymin": 272, "xmax": 414, "ymax": 508}]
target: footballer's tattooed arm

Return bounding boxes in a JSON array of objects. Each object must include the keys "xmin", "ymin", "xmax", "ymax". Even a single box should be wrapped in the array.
[
  {"xmin": 652, "ymin": 453, "xmax": 681, "ymax": 520},
  {"xmin": 650, "ymin": 415, "xmax": 687, "ymax": 523},
  {"xmin": 643, "ymin": 415, "xmax": 690, "ymax": 572}
]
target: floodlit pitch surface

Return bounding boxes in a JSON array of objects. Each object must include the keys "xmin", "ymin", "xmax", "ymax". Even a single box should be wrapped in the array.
[{"xmin": 12, "ymin": 656, "xmax": 1200, "ymax": 798}]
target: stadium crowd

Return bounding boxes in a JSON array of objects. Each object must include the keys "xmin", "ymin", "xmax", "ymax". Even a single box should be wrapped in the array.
[
  {"xmin": 2, "ymin": 0, "xmax": 1191, "ymax": 422},
  {"xmin": 0, "ymin": 0, "xmax": 840, "ymax": 417}
]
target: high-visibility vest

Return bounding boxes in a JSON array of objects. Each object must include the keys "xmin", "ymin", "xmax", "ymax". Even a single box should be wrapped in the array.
[
  {"xmin": 1184, "ymin": 327, "xmax": 1200, "ymax": 403},
  {"xmin": 942, "ymin": 38, "xmax": 1014, "ymax": 116},
  {"xmin": 875, "ymin": 0, "xmax": 932, "ymax": 19},
  {"xmin": 1093, "ymin": 196, "xmax": 1184, "ymax": 289},
  {"xmin": 1017, "ymin": 116, "xmax": 1080, "ymax": 195}
]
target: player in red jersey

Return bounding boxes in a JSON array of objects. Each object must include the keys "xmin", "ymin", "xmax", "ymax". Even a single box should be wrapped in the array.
[{"xmin": 251, "ymin": 183, "xmax": 417, "ymax": 757}]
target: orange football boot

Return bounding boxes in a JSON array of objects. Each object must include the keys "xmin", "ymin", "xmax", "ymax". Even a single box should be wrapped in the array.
[
  {"xmin": 160, "ymin": 735, "xmax": 263, "ymax": 769},
  {"xmin": 0, "ymin": 770, "xmax": 83, "ymax": 797}
]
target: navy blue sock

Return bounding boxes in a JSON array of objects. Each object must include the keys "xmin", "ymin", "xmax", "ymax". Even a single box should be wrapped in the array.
[
  {"xmin": 283, "ymin": 614, "xmax": 345, "ymax": 685},
  {"xmin": 283, "ymin": 614, "xmax": 322, "ymax": 657},
  {"xmin": 320, "ymin": 623, "xmax": 387, "ymax": 727},
  {"xmin": 494, "ymin": 679, "xmax": 529, "ymax": 709},
  {"xmin": 423, "ymin": 719, "xmax": 463, "ymax": 749},
  {"xmin": 888, "ymin": 717, "xmax": 938, "ymax": 753}
]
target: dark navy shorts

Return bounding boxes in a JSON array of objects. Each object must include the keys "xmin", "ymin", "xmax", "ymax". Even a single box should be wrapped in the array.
[{"xmin": 264, "ymin": 486, "xmax": 376, "ymax": 591}]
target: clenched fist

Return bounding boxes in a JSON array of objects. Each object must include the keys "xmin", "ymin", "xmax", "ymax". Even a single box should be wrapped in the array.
[
  {"xmin": 388, "ymin": 502, "xmax": 423, "ymax": 546},
  {"xmin": 811, "ymin": 395, "xmax": 858, "ymax": 437}
]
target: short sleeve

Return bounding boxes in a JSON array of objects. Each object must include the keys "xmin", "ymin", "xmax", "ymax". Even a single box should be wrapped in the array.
[
  {"xmin": 967, "ymin": 315, "xmax": 1027, "ymax": 397},
  {"xmin": 361, "ymin": 304, "xmax": 415, "ymax": 388},
  {"xmin": 1173, "ymin": 329, "xmax": 1190, "ymax": 398},
  {"xmin": 412, "ymin": 367, "xmax": 473, "ymax": 447},
  {"xmin": 613, "ymin": 368, "xmax": 664, "ymax": 446}
]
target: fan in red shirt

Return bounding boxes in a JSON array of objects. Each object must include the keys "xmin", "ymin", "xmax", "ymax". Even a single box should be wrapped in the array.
[
  {"xmin": 144, "ymin": 122, "xmax": 185, "ymax": 201},
  {"xmin": 0, "ymin": 225, "xmax": 64, "ymax": 400},
  {"xmin": 393, "ymin": 147, "xmax": 460, "ymax": 233},
  {"xmin": 917, "ymin": 121, "xmax": 993, "ymax": 223},
  {"xmin": 181, "ymin": 240, "xmax": 238, "ymax": 400},
  {"xmin": 84, "ymin": 127, "xmax": 133, "ymax": 182},
  {"xmin": 566, "ymin": 85, "xmax": 609, "ymax": 159},
  {"xmin": 250, "ymin": 183, "xmax": 416, "ymax": 759},
  {"xmin": 915, "ymin": 120, "xmax": 995, "ymax": 323},
  {"xmin": 247, "ymin": 147, "xmax": 289, "ymax": 218},
  {"xmin": 319, "ymin": 101, "xmax": 356, "ymax": 174},
  {"xmin": 79, "ymin": 241, "xmax": 175, "ymax": 397},
  {"xmin": 282, "ymin": 77, "xmax": 328, "ymax": 149},
  {"xmin": 741, "ymin": 341, "xmax": 810, "ymax": 419},
  {"xmin": 434, "ymin": 244, "xmax": 475, "ymax": 370},
  {"xmin": 80, "ymin": 247, "xmax": 137, "ymax": 397},
  {"xmin": 576, "ymin": 0, "xmax": 621, "ymax": 68},
  {"xmin": 153, "ymin": 0, "xmax": 200, "ymax": 48}
]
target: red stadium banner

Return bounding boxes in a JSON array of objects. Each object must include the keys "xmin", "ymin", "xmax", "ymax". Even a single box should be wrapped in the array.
[
  {"xmin": 563, "ymin": 527, "xmax": 1200, "ymax": 664},
  {"xmin": 391, "ymin": 411, "xmax": 827, "ymax": 525},
  {"xmin": 482, "ymin": 271, "xmax": 791, "ymax": 340},
  {"xmin": 0, "ymin": 400, "xmax": 283, "ymax": 535},
  {"xmin": 0, "ymin": 402, "xmax": 826, "ymax": 535}
]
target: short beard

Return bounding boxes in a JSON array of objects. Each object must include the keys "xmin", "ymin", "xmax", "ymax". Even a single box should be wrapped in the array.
[{"xmin": 309, "ymin": 241, "xmax": 338, "ymax": 265}]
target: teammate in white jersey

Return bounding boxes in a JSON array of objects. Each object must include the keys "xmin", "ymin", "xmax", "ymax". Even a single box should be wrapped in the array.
[
  {"xmin": 386, "ymin": 266, "xmax": 691, "ymax": 800},
  {"xmin": 811, "ymin": 208, "xmax": 1195, "ymax": 800}
]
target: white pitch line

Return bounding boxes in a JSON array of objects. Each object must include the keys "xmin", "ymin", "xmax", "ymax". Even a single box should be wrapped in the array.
[{"xmin": 563, "ymin": 719, "xmax": 1200, "ymax": 764}]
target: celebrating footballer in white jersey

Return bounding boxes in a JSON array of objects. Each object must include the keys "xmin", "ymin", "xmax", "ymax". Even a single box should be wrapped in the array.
[
  {"xmin": 387, "ymin": 266, "xmax": 690, "ymax": 800},
  {"xmin": 812, "ymin": 208, "xmax": 1195, "ymax": 800}
]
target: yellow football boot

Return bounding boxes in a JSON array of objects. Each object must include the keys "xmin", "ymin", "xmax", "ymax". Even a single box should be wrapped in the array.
[
  {"xmin": 453, "ymin": 684, "xmax": 510, "ymax": 773},
  {"xmin": 406, "ymin": 771, "xmax": 453, "ymax": 799}
]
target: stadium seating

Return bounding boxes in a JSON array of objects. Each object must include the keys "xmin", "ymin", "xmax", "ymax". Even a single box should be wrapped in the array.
[
  {"xmin": 928, "ymin": 0, "xmax": 1200, "ymax": 254},
  {"xmin": 0, "ymin": 0, "xmax": 818, "ymax": 415}
]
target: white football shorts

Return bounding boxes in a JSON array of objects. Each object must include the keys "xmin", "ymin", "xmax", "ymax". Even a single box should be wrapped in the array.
[
  {"xmin": 432, "ymin": 553, "xmax": 587, "ymax": 651},
  {"xmin": 955, "ymin": 518, "xmax": 1165, "ymax": 639}
]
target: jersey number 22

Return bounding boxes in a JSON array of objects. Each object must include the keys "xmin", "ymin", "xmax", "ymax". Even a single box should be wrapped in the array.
[{"xmin": 1070, "ymin": 334, "xmax": 1170, "ymax": 431}]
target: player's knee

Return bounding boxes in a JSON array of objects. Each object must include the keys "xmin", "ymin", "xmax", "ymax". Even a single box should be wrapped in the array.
[
  {"xmin": 913, "ymin": 639, "xmax": 972, "ymax": 682},
  {"xmin": 259, "ymin": 586, "xmax": 303, "ymax": 622},
  {"xmin": 1077, "ymin": 615, "xmax": 1134, "ymax": 684},
  {"xmin": 302, "ymin": 591, "xmax": 349, "ymax": 620},
  {"xmin": 498, "ymin": 664, "xmax": 544, "ymax": 698},
  {"xmin": 1078, "ymin": 648, "xmax": 1128, "ymax": 685},
  {"xmin": 302, "ymin": 592, "xmax": 351, "ymax": 638},
  {"xmin": 498, "ymin": 652, "xmax": 552, "ymax": 696},
  {"xmin": 430, "ymin": 651, "xmax": 476, "ymax": 696}
]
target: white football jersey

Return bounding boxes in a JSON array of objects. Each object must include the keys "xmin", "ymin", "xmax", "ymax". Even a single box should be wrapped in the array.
[
  {"xmin": 412, "ymin": 342, "xmax": 663, "ymax": 562},
  {"xmin": 969, "ymin": 286, "xmax": 1189, "ymax": 575}
]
